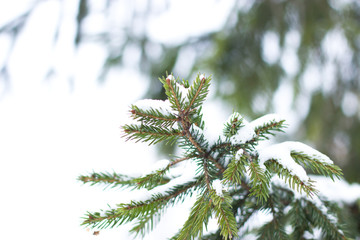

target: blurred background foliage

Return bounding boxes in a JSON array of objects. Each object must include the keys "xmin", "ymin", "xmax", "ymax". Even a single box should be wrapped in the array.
[{"xmin": 1, "ymin": 0, "xmax": 360, "ymax": 182}]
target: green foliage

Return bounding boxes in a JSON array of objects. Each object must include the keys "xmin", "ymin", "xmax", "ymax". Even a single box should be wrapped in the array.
[
  {"xmin": 184, "ymin": 74, "xmax": 211, "ymax": 112},
  {"xmin": 223, "ymin": 154, "xmax": 247, "ymax": 185},
  {"xmin": 83, "ymin": 179, "xmax": 200, "ymax": 231},
  {"xmin": 253, "ymin": 119, "xmax": 287, "ymax": 141},
  {"xmin": 288, "ymin": 198, "xmax": 346, "ymax": 240},
  {"xmin": 122, "ymin": 123, "xmax": 181, "ymax": 145},
  {"xmin": 78, "ymin": 172, "xmax": 136, "ymax": 189},
  {"xmin": 159, "ymin": 75, "xmax": 187, "ymax": 112},
  {"xmin": 131, "ymin": 169, "xmax": 170, "ymax": 190},
  {"xmin": 291, "ymin": 152, "xmax": 343, "ymax": 181},
  {"xmin": 247, "ymin": 161, "xmax": 271, "ymax": 203},
  {"xmin": 80, "ymin": 74, "xmax": 352, "ymax": 239},
  {"xmin": 222, "ymin": 113, "xmax": 244, "ymax": 138},
  {"xmin": 176, "ymin": 192, "xmax": 213, "ymax": 240},
  {"xmin": 209, "ymin": 190, "xmax": 238, "ymax": 240},
  {"xmin": 130, "ymin": 105, "xmax": 178, "ymax": 128},
  {"xmin": 265, "ymin": 159, "xmax": 317, "ymax": 197}
]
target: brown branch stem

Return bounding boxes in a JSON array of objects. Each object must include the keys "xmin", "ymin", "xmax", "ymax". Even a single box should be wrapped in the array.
[{"xmin": 169, "ymin": 156, "xmax": 193, "ymax": 167}]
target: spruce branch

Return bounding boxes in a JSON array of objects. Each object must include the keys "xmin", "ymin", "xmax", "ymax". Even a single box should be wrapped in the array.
[
  {"xmin": 82, "ymin": 180, "xmax": 200, "ymax": 230},
  {"xmin": 303, "ymin": 199, "xmax": 346, "ymax": 240},
  {"xmin": 169, "ymin": 156, "xmax": 193, "ymax": 166},
  {"xmin": 132, "ymin": 171, "xmax": 170, "ymax": 190},
  {"xmin": 223, "ymin": 112, "xmax": 244, "ymax": 139},
  {"xmin": 291, "ymin": 151, "xmax": 343, "ymax": 180},
  {"xmin": 247, "ymin": 161, "xmax": 271, "ymax": 202},
  {"xmin": 80, "ymin": 73, "xmax": 350, "ymax": 239},
  {"xmin": 122, "ymin": 124, "xmax": 181, "ymax": 145},
  {"xmin": 258, "ymin": 194, "xmax": 289, "ymax": 240},
  {"xmin": 80, "ymin": 156, "xmax": 193, "ymax": 191},
  {"xmin": 203, "ymin": 157, "xmax": 212, "ymax": 190},
  {"xmin": 210, "ymin": 190, "xmax": 239, "ymax": 240},
  {"xmin": 289, "ymin": 200, "xmax": 311, "ymax": 239},
  {"xmin": 128, "ymin": 180, "xmax": 200, "ymax": 237},
  {"xmin": 253, "ymin": 119, "xmax": 287, "ymax": 141},
  {"xmin": 181, "ymin": 124, "xmax": 225, "ymax": 173},
  {"xmin": 265, "ymin": 159, "xmax": 318, "ymax": 197},
  {"xmin": 159, "ymin": 75, "xmax": 184, "ymax": 112},
  {"xmin": 223, "ymin": 154, "xmax": 247, "ymax": 185},
  {"xmin": 176, "ymin": 192, "xmax": 213, "ymax": 240},
  {"xmin": 257, "ymin": 218, "xmax": 289, "ymax": 240},
  {"xmin": 130, "ymin": 105, "xmax": 178, "ymax": 128},
  {"xmin": 78, "ymin": 172, "xmax": 135, "ymax": 189},
  {"xmin": 131, "ymin": 156, "xmax": 195, "ymax": 190},
  {"xmin": 184, "ymin": 73, "xmax": 211, "ymax": 113},
  {"xmin": 163, "ymin": 73, "xmax": 225, "ymax": 175}
]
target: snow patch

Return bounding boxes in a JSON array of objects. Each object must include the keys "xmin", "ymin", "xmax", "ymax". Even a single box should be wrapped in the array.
[
  {"xmin": 166, "ymin": 74, "xmax": 175, "ymax": 81},
  {"xmin": 258, "ymin": 142, "xmax": 310, "ymax": 182},
  {"xmin": 165, "ymin": 74, "xmax": 189, "ymax": 101},
  {"xmin": 285, "ymin": 141, "xmax": 333, "ymax": 165},
  {"xmin": 235, "ymin": 149, "xmax": 244, "ymax": 159},
  {"xmin": 212, "ymin": 179, "xmax": 224, "ymax": 197},
  {"xmin": 258, "ymin": 141, "xmax": 334, "ymax": 182},
  {"xmin": 202, "ymin": 126, "xmax": 220, "ymax": 146},
  {"xmin": 238, "ymin": 209, "xmax": 273, "ymax": 237},
  {"xmin": 311, "ymin": 175, "xmax": 360, "ymax": 204},
  {"xmin": 303, "ymin": 229, "xmax": 321, "ymax": 239},
  {"xmin": 176, "ymin": 82, "xmax": 189, "ymax": 100}
]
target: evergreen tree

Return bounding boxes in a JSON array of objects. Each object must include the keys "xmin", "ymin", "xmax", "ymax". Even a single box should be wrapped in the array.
[{"xmin": 79, "ymin": 74, "xmax": 357, "ymax": 239}]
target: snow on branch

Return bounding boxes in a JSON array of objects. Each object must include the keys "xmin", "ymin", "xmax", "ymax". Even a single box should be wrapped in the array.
[
  {"xmin": 258, "ymin": 142, "xmax": 310, "ymax": 183},
  {"xmin": 212, "ymin": 179, "xmax": 224, "ymax": 197},
  {"xmin": 224, "ymin": 112, "xmax": 256, "ymax": 144},
  {"xmin": 311, "ymin": 175, "xmax": 360, "ymax": 204},
  {"xmin": 249, "ymin": 113, "xmax": 286, "ymax": 129}
]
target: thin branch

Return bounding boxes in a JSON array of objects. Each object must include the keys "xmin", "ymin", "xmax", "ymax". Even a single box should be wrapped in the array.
[
  {"xmin": 166, "ymin": 78, "xmax": 182, "ymax": 112},
  {"xmin": 184, "ymin": 77, "xmax": 206, "ymax": 113},
  {"xmin": 83, "ymin": 180, "xmax": 200, "ymax": 226},
  {"xmin": 203, "ymin": 158, "xmax": 211, "ymax": 190},
  {"xmin": 208, "ymin": 154, "xmax": 225, "ymax": 172},
  {"xmin": 169, "ymin": 156, "xmax": 193, "ymax": 166},
  {"xmin": 131, "ymin": 109, "xmax": 178, "ymax": 122}
]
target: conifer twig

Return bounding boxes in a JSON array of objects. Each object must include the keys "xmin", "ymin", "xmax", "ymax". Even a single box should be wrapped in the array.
[
  {"xmin": 130, "ymin": 108, "xmax": 178, "ymax": 123},
  {"xmin": 203, "ymin": 158, "xmax": 211, "ymax": 190},
  {"xmin": 83, "ymin": 180, "xmax": 200, "ymax": 228},
  {"xmin": 184, "ymin": 76, "xmax": 206, "ymax": 113},
  {"xmin": 166, "ymin": 78, "xmax": 182, "ymax": 112}
]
